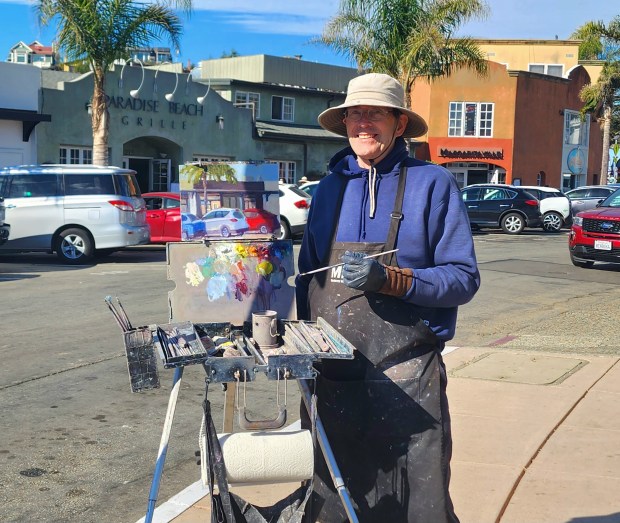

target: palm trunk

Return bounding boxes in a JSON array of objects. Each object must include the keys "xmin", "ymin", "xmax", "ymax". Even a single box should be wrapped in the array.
[
  {"xmin": 601, "ymin": 104, "xmax": 612, "ymax": 185},
  {"xmin": 92, "ymin": 68, "xmax": 110, "ymax": 166}
]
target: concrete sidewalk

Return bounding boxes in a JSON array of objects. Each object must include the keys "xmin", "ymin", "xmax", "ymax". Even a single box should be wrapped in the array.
[{"xmin": 139, "ymin": 347, "xmax": 620, "ymax": 523}]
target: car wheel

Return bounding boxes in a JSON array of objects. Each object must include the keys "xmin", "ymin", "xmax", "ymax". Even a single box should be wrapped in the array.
[
  {"xmin": 182, "ymin": 230, "xmax": 188, "ymax": 241},
  {"xmin": 501, "ymin": 212, "xmax": 525, "ymax": 234},
  {"xmin": 278, "ymin": 218, "xmax": 292, "ymax": 240},
  {"xmin": 570, "ymin": 252, "xmax": 594, "ymax": 269},
  {"xmin": 259, "ymin": 225, "xmax": 269, "ymax": 234},
  {"xmin": 542, "ymin": 212, "xmax": 563, "ymax": 233},
  {"xmin": 220, "ymin": 226, "xmax": 231, "ymax": 238},
  {"xmin": 55, "ymin": 228, "xmax": 94, "ymax": 264}
]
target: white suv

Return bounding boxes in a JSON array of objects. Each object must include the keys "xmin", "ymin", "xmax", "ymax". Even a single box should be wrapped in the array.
[
  {"xmin": 278, "ymin": 182, "xmax": 311, "ymax": 240},
  {"xmin": 519, "ymin": 186, "xmax": 571, "ymax": 232}
]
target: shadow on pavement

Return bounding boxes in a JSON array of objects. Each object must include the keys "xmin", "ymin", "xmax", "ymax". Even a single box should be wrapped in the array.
[
  {"xmin": 0, "ymin": 245, "xmax": 166, "ymax": 273},
  {"xmin": 568, "ymin": 513, "xmax": 620, "ymax": 523}
]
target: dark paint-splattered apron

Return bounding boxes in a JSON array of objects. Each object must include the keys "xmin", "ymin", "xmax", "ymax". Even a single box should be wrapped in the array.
[{"xmin": 302, "ymin": 168, "xmax": 459, "ymax": 523}]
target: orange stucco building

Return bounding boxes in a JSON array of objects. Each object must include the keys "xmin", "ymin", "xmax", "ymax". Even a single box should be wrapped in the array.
[{"xmin": 411, "ymin": 40, "xmax": 604, "ymax": 191}]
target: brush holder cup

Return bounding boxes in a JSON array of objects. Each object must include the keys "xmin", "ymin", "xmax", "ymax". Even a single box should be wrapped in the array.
[{"xmin": 252, "ymin": 310, "xmax": 278, "ymax": 349}]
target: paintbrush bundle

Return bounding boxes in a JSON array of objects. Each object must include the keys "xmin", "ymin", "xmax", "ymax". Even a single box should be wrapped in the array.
[
  {"xmin": 154, "ymin": 321, "xmax": 210, "ymax": 368},
  {"xmin": 105, "ymin": 295, "xmax": 134, "ymax": 332}
]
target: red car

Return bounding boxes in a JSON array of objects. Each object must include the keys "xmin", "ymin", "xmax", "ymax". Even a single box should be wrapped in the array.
[
  {"xmin": 569, "ymin": 188, "xmax": 620, "ymax": 268},
  {"xmin": 243, "ymin": 207, "xmax": 280, "ymax": 234},
  {"xmin": 143, "ymin": 192, "xmax": 181, "ymax": 243}
]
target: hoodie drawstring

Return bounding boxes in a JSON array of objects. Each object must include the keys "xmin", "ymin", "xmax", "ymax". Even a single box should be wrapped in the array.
[{"xmin": 368, "ymin": 162, "xmax": 377, "ymax": 219}]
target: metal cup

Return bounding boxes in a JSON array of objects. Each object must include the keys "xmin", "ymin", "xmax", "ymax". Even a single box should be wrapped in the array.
[{"xmin": 252, "ymin": 310, "xmax": 278, "ymax": 348}]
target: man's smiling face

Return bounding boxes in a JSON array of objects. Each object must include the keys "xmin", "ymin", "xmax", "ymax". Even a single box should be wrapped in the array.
[{"xmin": 343, "ymin": 105, "xmax": 408, "ymax": 168}]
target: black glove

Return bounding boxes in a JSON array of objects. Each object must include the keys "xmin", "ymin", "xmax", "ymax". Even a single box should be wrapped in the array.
[{"xmin": 341, "ymin": 250, "xmax": 387, "ymax": 292}]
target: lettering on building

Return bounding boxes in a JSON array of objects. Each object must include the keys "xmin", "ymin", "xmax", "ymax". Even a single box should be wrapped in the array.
[
  {"xmin": 438, "ymin": 147, "xmax": 504, "ymax": 160},
  {"xmin": 107, "ymin": 96, "xmax": 203, "ymax": 131}
]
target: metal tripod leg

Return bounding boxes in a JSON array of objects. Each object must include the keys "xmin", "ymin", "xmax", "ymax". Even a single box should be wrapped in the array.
[
  {"xmin": 298, "ymin": 379, "xmax": 359, "ymax": 523},
  {"xmin": 145, "ymin": 366, "xmax": 184, "ymax": 523}
]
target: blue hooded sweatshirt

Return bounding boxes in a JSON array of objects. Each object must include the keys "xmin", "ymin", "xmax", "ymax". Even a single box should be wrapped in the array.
[{"xmin": 296, "ymin": 137, "xmax": 480, "ymax": 341}]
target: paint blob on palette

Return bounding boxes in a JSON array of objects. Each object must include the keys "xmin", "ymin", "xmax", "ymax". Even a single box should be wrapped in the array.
[{"xmin": 167, "ymin": 240, "xmax": 296, "ymax": 325}]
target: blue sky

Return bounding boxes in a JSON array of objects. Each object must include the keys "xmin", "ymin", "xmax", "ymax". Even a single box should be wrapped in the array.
[{"xmin": 1, "ymin": 0, "xmax": 619, "ymax": 68}]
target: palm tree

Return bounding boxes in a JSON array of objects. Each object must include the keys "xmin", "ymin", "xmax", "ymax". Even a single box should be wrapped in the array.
[
  {"xmin": 180, "ymin": 163, "xmax": 238, "ymax": 217},
  {"xmin": 572, "ymin": 17, "xmax": 620, "ymax": 183},
  {"xmin": 317, "ymin": 0, "xmax": 489, "ymax": 106},
  {"xmin": 579, "ymin": 61, "xmax": 620, "ymax": 183},
  {"xmin": 36, "ymin": 0, "xmax": 193, "ymax": 166}
]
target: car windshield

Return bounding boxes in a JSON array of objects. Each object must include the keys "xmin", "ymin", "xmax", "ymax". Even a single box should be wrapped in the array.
[{"xmin": 599, "ymin": 189, "xmax": 620, "ymax": 208}]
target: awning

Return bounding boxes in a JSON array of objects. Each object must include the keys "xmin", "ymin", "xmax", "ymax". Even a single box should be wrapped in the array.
[
  {"xmin": 255, "ymin": 120, "xmax": 345, "ymax": 142},
  {"xmin": 0, "ymin": 108, "xmax": 52, "ymax": 141}
]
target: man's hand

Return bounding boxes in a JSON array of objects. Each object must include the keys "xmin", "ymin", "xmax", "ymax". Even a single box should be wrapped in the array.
[{"xmin": 341, "ymin": 251, "xmax": 387, "ymax": 292}]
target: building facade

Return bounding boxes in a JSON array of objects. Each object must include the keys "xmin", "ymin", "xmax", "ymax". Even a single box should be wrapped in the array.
[
  {"xmin": 3, "ymin": 42, "xmax": 606, "ymax": 193},
  {"xmin": 412, "ymin": 40, "xmax": 604, "ymax": 191},
  {"xmin": 33, "ymin": 55, "xmax": 353, "ymax": 193},
  {"xmin": 197, "ymin": 54, "xmax": 355, "ymax": 182},
  {"xmin": 7, "ymin": 41, "xmax": 56, "ymax": 69},
  {"xmin": 0, "ymin": 62, "xmax": 51, "ymax": 167}
]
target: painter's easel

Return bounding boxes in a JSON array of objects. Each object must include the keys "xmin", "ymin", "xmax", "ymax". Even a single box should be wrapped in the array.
[{"xmin": 115, "ymin": 239, "xmax": 359, "ymax": 523}]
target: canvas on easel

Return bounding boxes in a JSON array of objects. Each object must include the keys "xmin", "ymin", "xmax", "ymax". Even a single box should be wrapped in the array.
[{"xmin": 178, "ymin": 162, "xmax": 280, "ymax": 241}]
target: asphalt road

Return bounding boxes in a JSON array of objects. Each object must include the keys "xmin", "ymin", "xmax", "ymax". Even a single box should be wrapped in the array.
[{"xmin": 0, "ymin": 231, "xmax": 619, "ymax": 523}]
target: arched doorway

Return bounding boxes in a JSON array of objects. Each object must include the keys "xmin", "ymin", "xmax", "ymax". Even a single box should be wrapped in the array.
[{"xmin": 122, "ymin": 136, "xmax": 182, "ymax": 193}]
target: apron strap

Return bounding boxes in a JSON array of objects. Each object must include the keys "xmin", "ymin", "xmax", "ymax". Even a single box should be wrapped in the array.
[{"xmin": 382, "ymin": 164, "xmax": 408, "ymax": 266}]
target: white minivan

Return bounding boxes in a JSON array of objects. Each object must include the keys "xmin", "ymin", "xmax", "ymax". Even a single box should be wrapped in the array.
[{"xmin": 0, "ymin": 165, "xmax": 150, "ymax": 264}]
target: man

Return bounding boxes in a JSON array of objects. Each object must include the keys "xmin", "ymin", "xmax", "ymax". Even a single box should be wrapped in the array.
[{"xmin": 296, "ymin": 73, "xmax": 480, "ymax": 522}]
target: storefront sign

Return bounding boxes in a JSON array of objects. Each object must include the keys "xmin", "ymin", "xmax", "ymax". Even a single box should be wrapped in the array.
[
  {"xmin": 107, "ymin": 96, "xmax": 203, "ymax": 130},
  {"xmin": 438, "ymin": 147, "xmax": 503, "ymax": 160}
]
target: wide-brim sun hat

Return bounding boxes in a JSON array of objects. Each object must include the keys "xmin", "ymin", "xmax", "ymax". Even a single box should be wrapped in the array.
[{"xmin": 318, "ymin": 73, "xmax": 428, "ymax": 139}]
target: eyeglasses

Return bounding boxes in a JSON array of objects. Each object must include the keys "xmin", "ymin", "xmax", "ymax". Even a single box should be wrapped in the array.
[{"xmin": 343, "ymin": 108, "xmax": 395, "ymax": 122}]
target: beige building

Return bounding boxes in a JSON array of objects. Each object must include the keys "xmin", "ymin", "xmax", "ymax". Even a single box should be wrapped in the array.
[
  {"xmin": 475, "ymin": 39, "xmax": 603, "ymax": 82},
  {"xmin": 412, "ymin": 39, "xmax": 605, "ymax": 190}
]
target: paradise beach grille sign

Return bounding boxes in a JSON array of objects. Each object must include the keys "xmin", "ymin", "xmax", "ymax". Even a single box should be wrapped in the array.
[{"xmin": 438, "ymin": 147, "xmax": 504, "ymax": 160}]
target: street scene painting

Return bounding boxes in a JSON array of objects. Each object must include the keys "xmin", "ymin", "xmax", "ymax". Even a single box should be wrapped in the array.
[{"xmin": 178, "ymin": 161, "xmax": 281, "ymax": 240}]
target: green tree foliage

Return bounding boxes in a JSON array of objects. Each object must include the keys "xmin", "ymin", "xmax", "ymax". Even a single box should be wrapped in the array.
[
  {"xmin": 573, "ymin": 16, "xmax": 620, "ymax": 181},
  {"xmin": 221, "ymin": 49, "xmax": 240, "ymax": 58},
  {"xmin": 179, "ymin": 163, "xmax": 238, "ymax": 217},
  {"xmin": 36, "ymin": 0, "xmax": 193, "ymax": 166},
  {"xmin": 317, "ymin": 0, "xmax": 489, "ymax": 106}
]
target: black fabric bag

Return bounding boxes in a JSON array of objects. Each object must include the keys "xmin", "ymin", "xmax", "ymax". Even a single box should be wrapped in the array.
[{"xmin": 203, "ymin": 396, "xmax": 313, "ymax": 523}]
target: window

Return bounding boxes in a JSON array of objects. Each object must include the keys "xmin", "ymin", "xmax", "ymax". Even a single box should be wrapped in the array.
[
  {"xmin": 482, "ymin": 188, "xmax": 513, "ymax": 200},
  {"xmin": 234, "ymin": 91, "xmax": 260, "ymax": 119},
  {"xmin": 65, "ymin": 174, "xmax": 115, "ymax": 195},
  {"xmin": 164, "ymin": 197, "xmax": 180, "ymax": 209},
  {"xmin": 564, "ymin": 110, "xmax": 589, "ymax": 146},
  {"xmin": 271, "ymin": 96, "xmax": 294, "ymax": 121},
  {"xmin": 448, "ymin": 102, "xmax": 493, "ymax": 137},
  {"xmin": 59, "ymin": 146, "xmax": 93, "ymax": 165},
  {"xmin": 271, "ymin": 161, "xmax": 296, "ymax": 183},
  {"xmin": 461, "ymin": 188, "xmax": 481, "ymax": 202},
  {"xmin": 529, "ymin": 64, "xmax": 564, "ymax": 77},
  {"xmin": 114, "ymin": 174, "xmax": 141, "ymax": 197},
  {"xmin": 8, "ymin": 175, "xmax": 59, "ymax": 198},
  {"xmin": 589, "ymin": 188, "xmax": 613, "ymax": 198}
]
